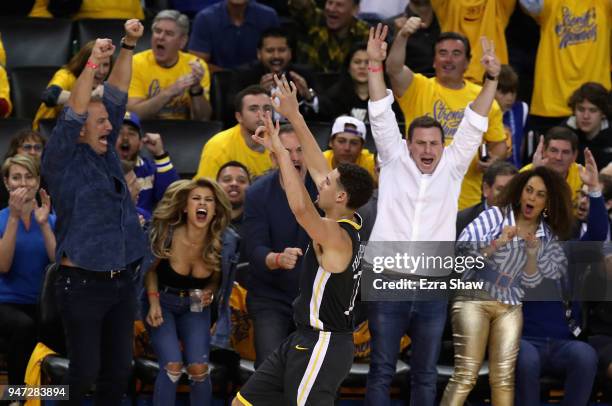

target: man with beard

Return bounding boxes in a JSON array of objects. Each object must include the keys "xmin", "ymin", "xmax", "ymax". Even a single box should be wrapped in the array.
[
  {"xmin": 216, "ymin": 160, "xmax": 251, "ymax": 232},
  {"xmin": 115, "ymin": 112, "xmax": 179, "ymax": 219},
  {"xmin": 195, "ymin": 85, "xmax": 274, "ymax": 179},
  {"xmin": 234, "ymin": 28, "xmax": 319, "ymax": 119},
  {"xmin": 242, "ymin": 124, "xmax": 318, "ymax": 368}
]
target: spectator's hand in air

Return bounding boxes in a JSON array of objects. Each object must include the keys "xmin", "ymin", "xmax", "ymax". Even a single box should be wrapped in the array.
[
  {"xmin": 34, "ymin": 189, "xmax": 51, "ymax": 226},
  {"xmin": 399, "ymin": 17, "xmax": 425, "ymax": 38},
  {"xmin": 253, "ymin": 111, "xmax": 283, "ymax": 154},
  {"xmin": 480, "ymin": 37, "xmax": 501, "ymax": 79},
  {"xmin": 124, "ymin": 19, "xmax": 144, "ymax": 44},
  {"xmin": 142, "ymin": 133, "xmax": 165, "ymax": 156},
  {"xmin": 91, "ymin": 39, "xmax": 115, "ymax": 65},
  {"xmin": 579, "ymin": 148, "xmax": 601, "ymax": 192},
  {"xmin": 532, "ymin": 135, "xmax": 549, "ymax": 168},
  {"xmin": 271, "ymin": 74, "xmax": 300, "ymax": 119},
  {"xmin": 367, "ymin": 24, "xmax": 389, "ymax": 64}
]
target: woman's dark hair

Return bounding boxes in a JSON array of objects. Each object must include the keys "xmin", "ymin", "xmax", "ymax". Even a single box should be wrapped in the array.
[
  {"xmin": 4, "ymin": 129, "xmax": 47, "ymax": 160},
  {"xmin": 497, "ymin": 166, "xmax": 574, "ymax": 240},
  {"xmin": 339, "ymin": 41, "xmax": 368, "ymax": 86},
  {"xmin": 65, "ymin": 40, "xmax": 114, "ymax": 77}
]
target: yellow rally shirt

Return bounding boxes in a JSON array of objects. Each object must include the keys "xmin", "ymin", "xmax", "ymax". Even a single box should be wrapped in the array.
[
  {"xmin": 0, "ymin": 65, "xmax": 12, "ymax": 117},
  {"xmin": 129, "ymin": 50, "xmax": 211, "ymax": 120},
  {"xmin": 33, "ymin": 68, "xmax": 77, "ymax": 129},
  {"xmin": 398, "ymin": 74, "xmax": 506, "ymax": 209},
  {"xmin": 29, "ymin": 0, "xmax": 143, "ymax": 19},
  {"xmin": 531, "ymin": 0, "xmax": 612, "ymax": 117},
  {"xmin": 195, "ymin": 124, "xmax": 274, "ymax": 180},
  {"xmin": 323, "ymin": 148, "xmax": 377, "ymax": 180},
  {"xmin": 431, "ymin": 0, "xmax": 516, "ymax": 83},
  {"xmin": 0, "ymin": 35, "xmax": 5, "ymax": 66}
]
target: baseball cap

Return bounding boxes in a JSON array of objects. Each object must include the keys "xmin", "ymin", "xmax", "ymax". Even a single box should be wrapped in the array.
[
  {"xmin": 123, "ymin": 111, "xmax": 141, "ymax": 134},
  {"xmin": 331, "ymin": 116, "xmax": 367, "ymax": 141}
]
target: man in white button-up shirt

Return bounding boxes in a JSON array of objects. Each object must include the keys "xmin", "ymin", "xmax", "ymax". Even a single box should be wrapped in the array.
[{"xmin": 363, "ymin": 24, "xmax": 501, "ymax": 406}]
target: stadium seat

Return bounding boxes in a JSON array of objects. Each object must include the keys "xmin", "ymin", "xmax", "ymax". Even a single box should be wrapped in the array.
[
  {"xmin": 313, "ymin": 72, "xmax": 340, "ymax": 94},
  {"xmin": 0, "ymin": 118, "xmax": 31, "ymax": 140},
  {"xmin": 139, "ymin": 119, "xmax": 223, "ymax": 178},
  {"xmin": 76, "ymin": 19, "xmax": 153, "ymax": 55},
  {"xmin": 38, "ymin": 118, "xmax": 57, "ymax": 139},
  {"xmin": 210, "ymin": 70, "xmax": 238, "ymax": 126},
  {"xmin": 304, "ymin": 121, "xmax": 332, "ymax": 151},
  {"xmin": 9, "ymin": 66, "xmax": 60, "ymax": 120},
  {"xmin": 0, "ymin": 17, "xmax": 72, "ymax": 69}
]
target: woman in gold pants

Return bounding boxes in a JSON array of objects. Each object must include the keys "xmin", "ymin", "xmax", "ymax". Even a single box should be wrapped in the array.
[{"xmin": 441, "ymin": 166, "xmax": 574, "ymax": 405}]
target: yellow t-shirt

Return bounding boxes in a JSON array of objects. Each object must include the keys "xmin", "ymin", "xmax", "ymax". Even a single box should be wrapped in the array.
[
  {"xmin": 431, "ymin": 0, "xmax": 515, "ymax": 83},
  {"xmin": 398, "ymin": 74, "xmax": 506, "ymax": 209},
  {"xmin": 28, "ymin": 0, "xmax": 52, "ymax": 17},
  {"xmin": 531, "ymin": 0, "xmax": 612, "ymax": 117},
  {"xmin": 0, "ymin": 65, "xmax": 12, "ymax": 118},
  {"xmin": 323, "ymin": 148, "xmax": 377, "ymax": 180},
  {"xmin": 33, "ymin": 68, "xmax": 76, "ymax": 129},
  {"xmin": 129, "ymin": 50, "xmax": 211, "ymax": 120},
  {"xmin": 0, "ymin": 35, "xmax": 5, "ymax": 67},
  {"xmin": 195, "ymin": 124, "xmax": 274, "ymax": 180},
  {"xmin": 521, "ymin": 162, "xmax": 583, "ymax": 205}
]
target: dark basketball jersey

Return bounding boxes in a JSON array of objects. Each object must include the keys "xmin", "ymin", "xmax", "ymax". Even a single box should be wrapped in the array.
[{"xmin": 293, "ymin": 214, "xmax": 365, "ymax": 333}]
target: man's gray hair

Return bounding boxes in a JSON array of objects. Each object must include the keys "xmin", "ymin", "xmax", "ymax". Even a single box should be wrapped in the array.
[{"xmin": 152, "ymin": 9, "xmax": 190, "ymax": 36}]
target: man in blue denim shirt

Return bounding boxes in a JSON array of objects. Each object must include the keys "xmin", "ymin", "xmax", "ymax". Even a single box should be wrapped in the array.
[{"xmin": 41, "ymin": 21, "xmax": 146, "ymax": 405}]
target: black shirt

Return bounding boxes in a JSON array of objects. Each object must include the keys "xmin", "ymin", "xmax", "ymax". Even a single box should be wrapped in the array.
[{"xmin": 293, "ymin": 214, "xmax": 364, "ymax": 333}]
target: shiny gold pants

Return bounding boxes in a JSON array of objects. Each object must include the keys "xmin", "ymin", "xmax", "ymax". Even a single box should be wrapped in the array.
[{"xmin": 440, "ymin": 299, "xmax": 523, "ymax": 406}]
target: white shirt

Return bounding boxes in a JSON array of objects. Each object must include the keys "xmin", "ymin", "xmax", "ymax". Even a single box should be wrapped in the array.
[
  {"xmin": 359, "ymin": 0, "xmax": 409, "ymax": 19},
  {"xmin": 368, "ymin": 89, "xmax": 488, "ymax": 242}
]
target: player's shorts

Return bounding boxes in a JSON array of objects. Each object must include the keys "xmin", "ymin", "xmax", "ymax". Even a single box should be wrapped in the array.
[{"xmin": 236, "ymin": 327, "xmax": 354, "ymax": 406}]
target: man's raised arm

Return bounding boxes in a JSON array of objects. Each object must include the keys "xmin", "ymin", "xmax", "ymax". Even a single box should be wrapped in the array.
[
  {"xmin": 271, "ymin": 74, "xmax": 329, "ymax": 186},
  {"xmin": 107, "ymin": 19, "xmax": 143, "ymax": 93},
  {"xmin": 470, "ymin": 37, "xmax": 500, "ymax": 117},
  {"xmin": 68, "ymin": 39, "xmax": 115, "ymax": 115},
  {"xmin": 385, "ymin": 17, "xmax": 424, "ymax": 97}
]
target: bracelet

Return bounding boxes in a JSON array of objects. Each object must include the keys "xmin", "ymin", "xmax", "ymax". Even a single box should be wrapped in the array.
[
  {"xmin": 485, "ymin": 73, "xmax": 498, "ymax": 81},
  {"xmin": 147, "ymin": 291, "xmax": 160, "ymax": 298},
  {"xmin": 121, "ymin": 37, "xmax": 136, "ymax": 50},
  {"xmin": 85, "ymin": 60, "xmax": 99, "ymax": 70},
  {"xmin": 189, "ymin": 86, "xmax": 204, "ymax": 97},
  {"xmin": 274, "ymin": 253, "xmax": 282, "ymax": 268},
  {"xmin": 368, "ymin": 65, "xmax": 383, "ymax": 73}
]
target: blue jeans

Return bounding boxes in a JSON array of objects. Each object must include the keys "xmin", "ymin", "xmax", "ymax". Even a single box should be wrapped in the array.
[
  {"xmin": 55, "ymin": 266, "xmax": 136, "ymax": 405},
  {"xmin": 246, "ymin": 294, "xmax": 295, "ymax": 368},
  {"xmin": 365, "ymin": 300, "xmax": 448, "ymax": 406},
  {"xmin": 145, "ymin": 292, "xmax": 212, "ymax": 406},
  {"xmin": 515, "ymin": 337, "xmax": 598, "ymax": 406}
]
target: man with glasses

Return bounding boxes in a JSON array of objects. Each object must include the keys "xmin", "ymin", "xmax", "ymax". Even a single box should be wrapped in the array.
[{"xmin": 195, "ymin": 85, "xmax": 274, "ymax": 179}]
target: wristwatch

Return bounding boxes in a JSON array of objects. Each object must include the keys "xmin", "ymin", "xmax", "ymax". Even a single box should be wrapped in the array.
[
  {"xmin": 189, "ymin": 86, "xmax": 204, "ymax": 97},
  {"xmin": 485, "ymin": 73, "xmax": 498, "ymax": 81}
]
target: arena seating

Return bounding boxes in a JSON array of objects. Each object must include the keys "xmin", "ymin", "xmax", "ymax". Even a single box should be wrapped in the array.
[{"xmin": 9, "ymin": 66, "xmax": 60, "ymax": 119}]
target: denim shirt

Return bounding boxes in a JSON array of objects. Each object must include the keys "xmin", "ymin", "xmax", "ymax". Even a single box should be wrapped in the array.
[
  {"xmin": 41, "ymin": 82, "xmax": 146, "ymax": 271},
  {"xmin": 211, "ymin": 227, "xmax": 240, "ymax": 349}
]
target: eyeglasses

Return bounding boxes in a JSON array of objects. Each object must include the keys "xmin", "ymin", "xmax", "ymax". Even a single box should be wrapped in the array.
[{"xmin": 21, "ymin": 144, "xmax": 43, "ymax": 152}]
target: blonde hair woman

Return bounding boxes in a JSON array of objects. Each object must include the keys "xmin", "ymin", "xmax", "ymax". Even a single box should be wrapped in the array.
[{"xmin": 144, "ymin": 178, "xmax": 231, "ymax": 406}]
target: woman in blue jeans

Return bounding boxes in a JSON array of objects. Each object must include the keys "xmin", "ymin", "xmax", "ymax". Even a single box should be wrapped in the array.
[{"xmin": 144, "ymin": 178, "xmax": 231, "ymax": 406}]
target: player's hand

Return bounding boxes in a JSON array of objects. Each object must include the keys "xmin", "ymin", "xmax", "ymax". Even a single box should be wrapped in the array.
[
  {"xmin": 142, "ymin": 133, "xmax": 165, "ymax": 156},
  {"xmin": 271, "ymin": 74, "xmax": 300, "ymax": 120}
]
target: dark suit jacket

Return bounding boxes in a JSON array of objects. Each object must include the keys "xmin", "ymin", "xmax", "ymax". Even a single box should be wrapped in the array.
[{"xmin": 456, "ymin": 202, "xmax": 486, "ymax": 240}]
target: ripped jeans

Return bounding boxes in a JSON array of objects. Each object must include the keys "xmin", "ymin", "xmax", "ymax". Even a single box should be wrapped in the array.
[{"xmin": 145, "ymin": 291, "xmax": 212, "ymax": 406}]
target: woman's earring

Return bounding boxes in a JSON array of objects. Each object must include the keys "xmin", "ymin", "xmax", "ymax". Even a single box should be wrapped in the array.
[{"xmin": 543, "ymin": 208, "xmax": 549, "ymax": 218}]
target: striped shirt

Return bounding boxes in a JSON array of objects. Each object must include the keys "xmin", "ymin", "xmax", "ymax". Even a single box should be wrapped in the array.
[{"xmin": 457, "ymin": 205, "xmax": 567, "ymax": 305}]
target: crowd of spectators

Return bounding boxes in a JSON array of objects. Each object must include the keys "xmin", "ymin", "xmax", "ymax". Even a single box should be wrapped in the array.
[{"xmin": 1, "ymin": 0, "xmax": 612, "ymax": 404}]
